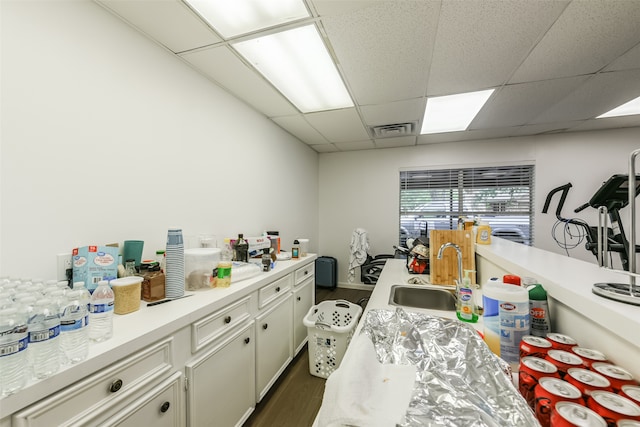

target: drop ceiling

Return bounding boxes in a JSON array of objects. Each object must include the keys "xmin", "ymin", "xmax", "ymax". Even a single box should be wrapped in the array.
[{"xmin": 96, "ymin": 0, "xmax": 640, "ymax": 153}]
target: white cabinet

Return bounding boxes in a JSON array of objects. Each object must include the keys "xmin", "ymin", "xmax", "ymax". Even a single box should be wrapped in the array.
[
  {"xmin": 255, "ymin": 293, "xmax": 293, "ymax": 402},
  {"xmin": 13, "ymin": 338, "xmax": 176, "ymax": 427},
  {"xmin": 293, "ymin": 275, "xmax": 314, "ymax": 355},
  {"xmin": 185, "ymin": 322, "xmax": 255, "ymax": 427}
]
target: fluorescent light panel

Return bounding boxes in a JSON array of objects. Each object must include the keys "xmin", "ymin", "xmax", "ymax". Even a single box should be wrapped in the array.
[
  {"xmin": 233, "ymin": 25, "xmax": 353, "ymax": 113},
  {"xmin": 597, "ymin": 95, "xmax": 640, "ymax": 118},
  {"xmin": 421, "ymin": 89, "xmax": 494, "ymax": 134},
  {"xmin": 185, "ymin": 0, "xmax": 310, "ymax": 38}
]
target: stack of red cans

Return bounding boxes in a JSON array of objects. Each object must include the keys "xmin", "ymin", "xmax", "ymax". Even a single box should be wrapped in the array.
[{"xmin": 516, "ymin": 333, "xmax": 640, "ymax": 427}]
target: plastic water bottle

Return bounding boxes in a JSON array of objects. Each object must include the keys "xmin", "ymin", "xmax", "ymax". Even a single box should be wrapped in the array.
[
  {"xmin": 27, "ymin": 299, "xmax": 61, "ymax": 379},
  {"xmin": 59, "ymin": 290, "xmax": 89, "ymax": 364},
  {"xmin": 89, "ymin": 280, "xmax": 114, "ymax": 342},
  {"xmin": 73, "ymin": 281, "xmax": 91, "ymax": 326},
  {"xmin": 0, "ymin": 307, "xmax": 29, "ymax": 396}
]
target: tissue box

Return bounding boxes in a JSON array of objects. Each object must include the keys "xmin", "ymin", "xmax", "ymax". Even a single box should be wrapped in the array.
[{"xmin": 72, "ymin": 245, "xmax": 119, "ymax": 293}]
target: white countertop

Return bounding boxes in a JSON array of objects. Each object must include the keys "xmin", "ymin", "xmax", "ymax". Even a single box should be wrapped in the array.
[
  {"xmin": 475, "ymin": 238, "xmax": 640, "ymax": 350},
  {"xmin": 0, "ymin": 255, "xmax": 317, "ymax": 418}
]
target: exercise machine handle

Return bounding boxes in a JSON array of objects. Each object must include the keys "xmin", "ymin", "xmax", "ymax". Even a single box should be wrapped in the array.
[
  {"xmin": 542, "ymin": 182, "xmax": 572, "ymax": 220},
  {"xmin": 574, "ymin": 202, "xmax": 590, "ymax": 213}
]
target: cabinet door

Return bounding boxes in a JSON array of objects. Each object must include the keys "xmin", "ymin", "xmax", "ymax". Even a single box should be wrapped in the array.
[
  {"xmin": 185, "ymin": 322, "xmax": 255, "ymax": 427},
  {"xmin": 255, "ymin": 293, "xmax": 293, "ymax": 402},
  {"xmin": 101, "ymin": 371, "xmax": 184, "ymax": 427},
  {"xmin": 293, "ymin": 276, "xmax": 314, "ymax": 355}
]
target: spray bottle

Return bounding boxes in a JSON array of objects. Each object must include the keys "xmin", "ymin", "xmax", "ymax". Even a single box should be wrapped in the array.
[
  {"xmin": 456, "ymin": 269, "xmax": 478, "ymax": 323},
  {"xmin": 527, "ymin": 281, "xmax": 551, "ymax": 337}
]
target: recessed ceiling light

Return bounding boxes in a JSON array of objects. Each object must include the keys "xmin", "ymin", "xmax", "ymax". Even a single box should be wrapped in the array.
[
  {"xmin": 233, "ymin": 25, "xmax": 353, "ymax": 113},
  {"xmin": 420, "ymin": 89, "xmax": 494, "ymax": 134},
  {"xmin": 185, "ymin": 0, "xmax": 309, "ymax": 38},
  {"xmin": 597, "ymin": 95, "xmax": 640, "ymax": 118}
]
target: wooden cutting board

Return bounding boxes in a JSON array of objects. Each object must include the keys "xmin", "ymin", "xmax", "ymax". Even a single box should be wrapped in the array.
[{"xmin": 429, "ymin": 230, "xmax": 476, "ymax": 286}]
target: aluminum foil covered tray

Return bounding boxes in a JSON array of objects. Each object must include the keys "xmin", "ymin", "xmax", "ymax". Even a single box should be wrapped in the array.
[{"xmin": 362, "ymin": 308, "xmax": 540, "ymax": 427}]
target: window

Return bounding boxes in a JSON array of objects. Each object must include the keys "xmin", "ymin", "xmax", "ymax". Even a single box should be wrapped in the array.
[{"xmin": 399, "ymin": 164, "xmax": 534, "ymax": 246}]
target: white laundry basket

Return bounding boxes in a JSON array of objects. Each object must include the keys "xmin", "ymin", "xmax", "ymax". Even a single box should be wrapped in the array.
[{"xmin": 303, "ymin": 299, "xmax": 363, "ymax": 378}]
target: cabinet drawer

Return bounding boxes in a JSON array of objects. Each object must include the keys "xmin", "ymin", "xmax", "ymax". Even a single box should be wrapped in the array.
[
  {"xmin": 294, "ymin": 262, "xmax": 314, "ymax": 286},
  {"xmin": 191, "ymin": 295, "xmax": 252, "ymax": 353},
  {"xmin": 258, "ymin": 274, "xmax": 292, "ymax": 309},
  {"xmin": 13, "ymin": 338, "xmax": 174, "ymax": 427}
]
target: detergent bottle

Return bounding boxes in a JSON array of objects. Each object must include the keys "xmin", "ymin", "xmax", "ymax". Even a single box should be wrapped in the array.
[{"xmin": 456, "ymin": 269, "xmax": 478, "ymax": 323}]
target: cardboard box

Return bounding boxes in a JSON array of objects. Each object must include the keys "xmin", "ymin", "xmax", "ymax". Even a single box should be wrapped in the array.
[{"xmin": 72, "ymin": 245, "xmax": 119, "ymax": 292}]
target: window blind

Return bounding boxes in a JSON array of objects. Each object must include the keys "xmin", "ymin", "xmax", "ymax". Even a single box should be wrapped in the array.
[{"xmin": 399, "ymin": 164, "xmax": 535, "ymax": 246}]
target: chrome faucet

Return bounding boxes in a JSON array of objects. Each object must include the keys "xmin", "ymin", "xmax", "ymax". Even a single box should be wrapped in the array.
[{"xmin": 437, "ymin": 242, "xmax": 463, "ymax": 285}]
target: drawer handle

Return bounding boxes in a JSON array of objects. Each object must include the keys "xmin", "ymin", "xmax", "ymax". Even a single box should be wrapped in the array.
[
  {"xmin": 244, "ymin": 337, "xmax": 251, "ymax": 344},
  {"xmin": 109, "ymin": 379, "xmax": 123, "ymax": 393},
  {"xmin": 224, "ymin": 316, "xmax": 231, "ymax": 324},
  {"xmin": 304, "ymin": 270, "xmax": 309, "ymax": 275},
  {"xmin": 297, "ymin": 296, "xmax": 301, "ymax": 301},
  {"xmin": 160, "ymin": 401, "xmax": 170, "ymax": 413},
  {"xmin": 275, "ymin": 286, "xmax": 280, "ymax": 292},
  {"xmin": 262, "ymin": 323, "xmax": 268, "ymax": 330}
]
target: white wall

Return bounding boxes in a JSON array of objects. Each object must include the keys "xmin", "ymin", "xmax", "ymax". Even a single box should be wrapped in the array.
[
  {"xmin": 319, "ymin": 128, "xmax": 640, "ymax": 285},
  {"xmin": 0, "ymin": 1, "xmax": 319, "ymax": 279}
]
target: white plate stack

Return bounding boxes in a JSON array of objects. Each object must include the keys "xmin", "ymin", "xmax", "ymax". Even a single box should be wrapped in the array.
[{"xmin": 165, "ymin": 228, "xmax": 185, "ymax": 298}]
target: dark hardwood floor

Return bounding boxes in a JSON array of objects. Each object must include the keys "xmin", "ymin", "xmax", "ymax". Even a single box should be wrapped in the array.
[{"xmin": 243, "ymin": 286, "xmax": 372, "ymax": 427}]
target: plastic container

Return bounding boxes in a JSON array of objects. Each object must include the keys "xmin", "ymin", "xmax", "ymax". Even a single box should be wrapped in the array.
[
  {"xmin": 456, "ymin": 269, "xmax": 478, "ymax": 323},
  {"xmin": 89, "ymin": 280, "xmax": 114, "ymax": 342},
  {"xmin": 111, "ymin": 276, "xmax": 143, "ymax": 314},
  {"xmin": 303, "ymin": 300, "xmax": 362, "ymax": 379},
  {"xmin": 216, "ymin": 262, "xmax": 232, "ymax": 288},
  {"xmin": 185, "ymin": 248, "xmax": 221, "ymax": 290},
  {"xmin": 482, "ymin": 279, "xmax": 530, "ymax": 366},
  {"xmin": 476, "ymin": 221, "xmax": 492, "ymax": 245},
  {"xmin": 528, "ymin": 283, "xmax": 551, "ymax": 337}
]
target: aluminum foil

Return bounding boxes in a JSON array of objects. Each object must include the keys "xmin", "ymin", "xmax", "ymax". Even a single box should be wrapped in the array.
[{"xmin": 361, "ymin": 308, "xmax": 540, "ymax": 427}]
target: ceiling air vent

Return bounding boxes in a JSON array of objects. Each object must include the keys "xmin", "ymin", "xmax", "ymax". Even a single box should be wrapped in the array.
[{"xmin": 370, "ymin": 122, "xmax": 416, "ymax": 138}]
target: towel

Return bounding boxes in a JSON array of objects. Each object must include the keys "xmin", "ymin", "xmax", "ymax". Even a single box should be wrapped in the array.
[
  {"xmin": 348, "ymin": 228, "xmax": 369, "ymax": 283},
  {"xmin": 317, "ymin": 334, "xmax": 417, "ymax": 427}
]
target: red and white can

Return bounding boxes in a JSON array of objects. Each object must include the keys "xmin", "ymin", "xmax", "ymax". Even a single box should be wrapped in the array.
[
  {"xmin": 587, "ymin": 391, "xmax": 640, "ymax": 426},
  {"xmin": 547, "ymin": 333, "xmax": 578, "ymax": 352},
  {"xmin": 616, "ymin": 420, "xmax": 640, "ymax": 427},
  {"xmin": 521, "ymin": 335, "xmax": 553, "ymax": 360},
  {"xmin": 592, "ymin": 364, "xmax": 639, "ymax": 393},
  {"xmin": 519, "ymin": 356, "xmax": 561, "ymax": 408},
  {"xmin": 535, "ymin": 377, "xmax": 584, "ymax": 427},
  {"xmin": 572, "ymin": 347, "xmax": 608, "ymax": 370},
  {"xmin": 621, "ymin": 385, "xmax": 640, "ymax": 406},
  {"xmin": 566, "ymin": 368, "xmax": 614, "ymax": 400},
  {"xmin": 551, "ymin": 401, "xmax": 607, "ymax": 427},
  {"xmin": 546, "ymin": 350, "xmax": 586, "ymax": 379}
]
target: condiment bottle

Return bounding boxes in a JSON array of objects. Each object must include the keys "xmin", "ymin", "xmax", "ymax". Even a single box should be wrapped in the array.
[{"xmin": 262, "ymin": 248, "xmax": 271, "ymax": 272}]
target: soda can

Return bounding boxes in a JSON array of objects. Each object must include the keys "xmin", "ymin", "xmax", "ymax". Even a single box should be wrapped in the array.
[
  {"xmin": 566, "ymin": 368, "xmax": 613, "ymax": 400},
  {"xmin": 621, "ymin": 385, "xmax": 640, "ymax": 406},
  {"xmin": 592, "ymin": 363, "xmax": 639, "ymax": 393},
  {"xmin": 521, "ymin": 335, "xmax": 553, "ymax": 359},
  {"xmin": 587, "ymin": 391, "xmax": 640, "ymax": 426},
  {"xmin": 519, "ymin": 356, "xmax": 561, "ymax": 408},
  {"xmin": 535, "ymin": 377, "xmax": 584, "ymax": 427},
  {"xmin": 551, "ymin": 401, "xmax": 607, "ymax": 427},
  {"xmin": 546, "ymin": 350, "xmax": 586, "ymax": 379},
  {"xmin": 617, "ymin": 420, "xmax": 640, "ymax": 427},
  {"xmin": 572, "ymin": 347, "xmax": 608, "ymax": 370},
  {"xmin": 547, "ymin": 333, "xmax": 579, "ymax": 352}
]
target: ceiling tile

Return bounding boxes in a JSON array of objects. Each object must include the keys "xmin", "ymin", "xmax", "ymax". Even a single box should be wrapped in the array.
[
  {"xmin": 305, "ymin": 108, "xmax": 370, "ymax": 142},
  {"xmin": 428, "ymin": 0, "xmax": 568, "ymax": 95},
  {"xmin": 180, "ymin": 46, "xmax": 298, "ymax": 117},
  {"xmin": 374, "ymin": 136, "xmax": 416, "ymax": 148},
  {"xmin": 510, "ymin": 0, "xmax": 640, "ymax": 83},
  {"xmin": 359, "ymin": 98, "xmax": 425, "ymax": 127},
  {"xmin": 333, "ymin": 140, "xmax": 376, "ymax": 151},
  {"xmin": 312, "ymin": 144, "xmax": 340, "ymax": 153},
  {"xmin": 97, "ymin": 0, "xmax": 222, "ymax": 53},
  {"xmin": 531, "ymin": 69, "xmax": 640, "ymax": 124},
  {"xmin": 510, "ymin": 121, "xmax": 586, "ymax": 136},
  {"xmin": 417, "ymin": 127, "xmax": 518, "ymax": 145},
  {"xmin": 605, "ymin": 42, "xmax": 640, "ymax": 72},
  {"xmin": 319, "ymin": 1, "xmax": 439, "ymax": 105},
  {"xmin": 271, "ymin": 115, "xmax": 329, "ymax": 145},
  {"xmin": 470, "ymin": 76, "xmax": 590, "ymax": 129},
  {"xmin": 569, "ymin": 116, "xmax": 640, "ymax": 132}
]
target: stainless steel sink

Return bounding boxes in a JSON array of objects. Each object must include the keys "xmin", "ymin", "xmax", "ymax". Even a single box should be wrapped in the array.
[{"xmin": 389, "ymin": 285, "xmax": 457, "ymax": 311}]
